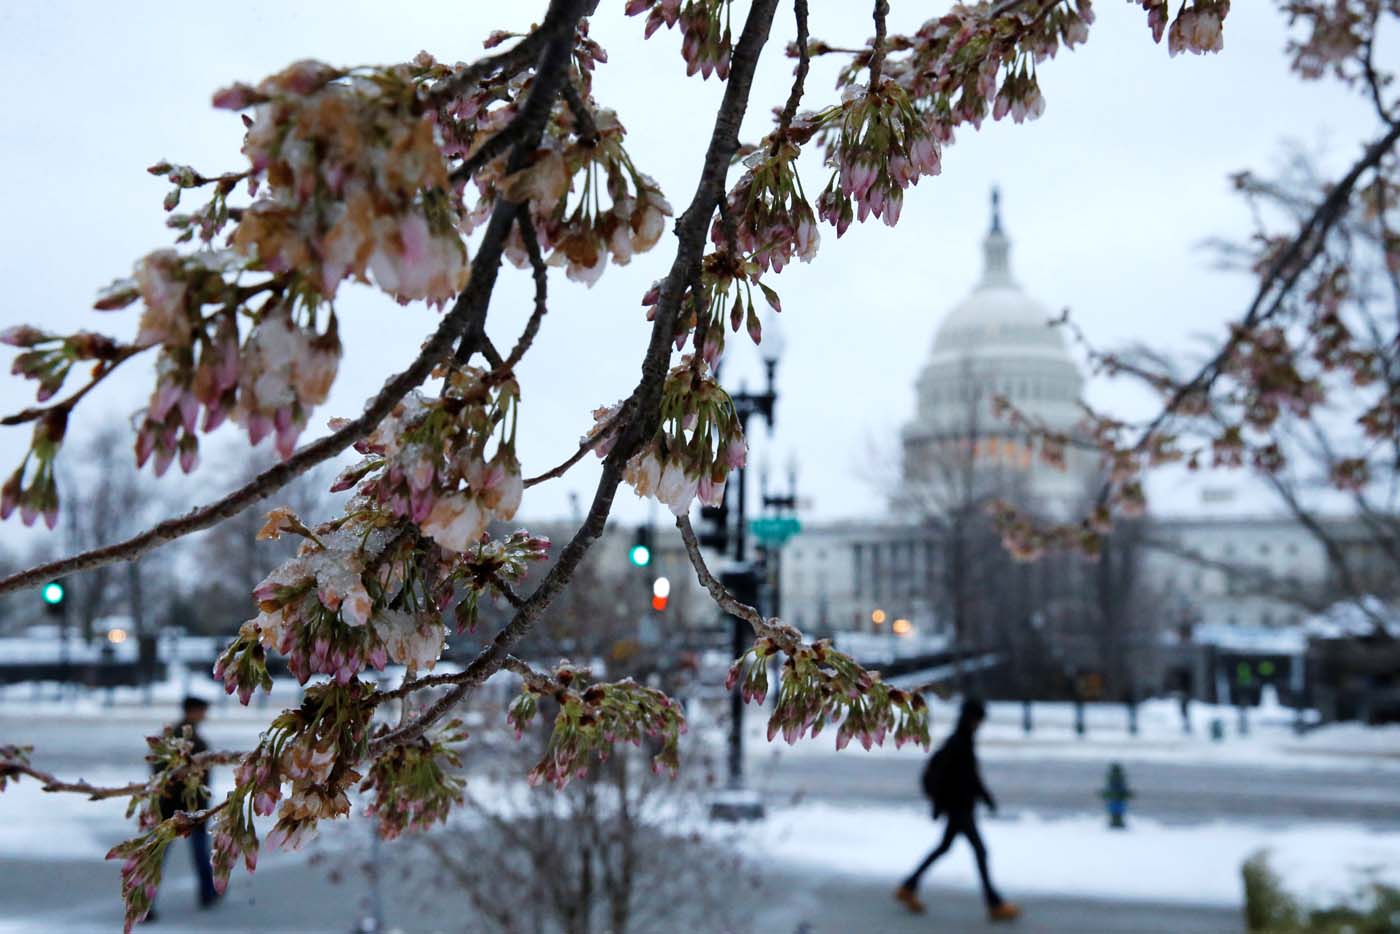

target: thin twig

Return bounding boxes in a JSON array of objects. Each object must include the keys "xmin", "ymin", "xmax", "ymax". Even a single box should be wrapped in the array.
[
  {"xmin": 503, "ymin": 213, "xmax": 550, "ymax": 373},
  {"xmin": 523, "ymin": 407, "xmax": 623, "ymax": 488},
  {"xmin": 0, "ymin": 749, "xmax": 243, "ymax": 801},
  {"xmin": 2, "ymin": 347, "xmax": 144, "ymax": 427},
  {"xmin": 480, "ymin": 335, "xmax": 506, "ymax": 370},
  {"xmin": 428, "ymin": 28, "xmax": 553, "ymax": 105},
  {"xmin": 869, "ymin": 0, "xmax": 890, "ymax": 86},
  {"xmin": 773, "ymin": 0, "xmax": 811, "ymax": 146},
  {"xmin": 451, "ymin": 119, "xmax": 539, "ymax": 187},
  {"xmin": 675, "ymin": 514, "xmax": 800, "ymax": 649}
]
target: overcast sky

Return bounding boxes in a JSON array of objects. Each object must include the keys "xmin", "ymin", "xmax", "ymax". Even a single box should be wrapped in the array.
[{"xmin": 0, "ymin": 2, "xmax": 1383, "ymax": 556}]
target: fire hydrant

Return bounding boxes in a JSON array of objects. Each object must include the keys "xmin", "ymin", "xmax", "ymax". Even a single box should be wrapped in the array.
[{"xmin": 1101, "ymin": 762, "xmax": 1133, "ymax": 829}]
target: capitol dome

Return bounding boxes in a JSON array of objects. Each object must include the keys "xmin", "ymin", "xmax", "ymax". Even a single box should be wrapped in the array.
[{"xmin": 901, "ymin": 190, "xmax": 1093, "ymax": 513}]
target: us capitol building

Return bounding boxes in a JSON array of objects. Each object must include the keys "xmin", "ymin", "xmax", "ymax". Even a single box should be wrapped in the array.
[{"xmin": 772, "ymin": 192, "xmax": 1395, "ymax": 702}]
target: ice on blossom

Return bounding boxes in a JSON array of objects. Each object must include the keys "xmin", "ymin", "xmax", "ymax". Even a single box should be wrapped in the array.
[
  {"xmin": 475, "ymin": 100, "xmax": 671, "ymax": 287},
  {"xmin": 420, "ymin": 493, "xmax": 487, "ymax": 554},
  {"xmin": 367, "ymin": 213, "xmax": 469, "ymax": 306},
  {"xmin": 234, "ymin": 305, "xmax": 339, "ymax": 458},
  {"xmin": 375, "ymin": 608, "xmax": 445, "ymax": 671},
  {"xmin": 623, "ymin": 453, "xmax": 663, "ymax": 498},
  {"xmin": 1168, "ymin": 4, "xmax": 1226, "ymax": 56},
  {"xmin": 656, "ymin": 459, "xmax": 699, "ymax": 516},
  {"xmin": 217, "ymin": 59, "xmax": 468, "ymax": 306},
  {"xmin": 133, "ymin": 250, "xmax": 191, "ymax": 348}
]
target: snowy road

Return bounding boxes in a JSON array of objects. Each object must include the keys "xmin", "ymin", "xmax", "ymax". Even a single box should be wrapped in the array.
[{"xmin": 749, "ymin": 746, "xmax": 1400, "ymax": 828}]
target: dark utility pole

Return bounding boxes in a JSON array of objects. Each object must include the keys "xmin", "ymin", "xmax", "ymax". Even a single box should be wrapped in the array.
[{"xmin": 705, "ymin": 357, "xmax": 779, "ymax": 820}]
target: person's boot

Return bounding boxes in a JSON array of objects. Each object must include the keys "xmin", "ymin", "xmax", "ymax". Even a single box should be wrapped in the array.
[
  {"xmin": 989, "ymin": 901, "xmax": 1021, "ymax": 922},
  {"xmin": 894, "ymin": 885, "xmax": 925, "ymax": 914}
]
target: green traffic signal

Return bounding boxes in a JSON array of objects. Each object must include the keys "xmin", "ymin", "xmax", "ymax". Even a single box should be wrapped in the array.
[
  {"xmin": 628, "ymin": 544, "xmax": 651, "ymax": 567},
  {"xmin": 41, "ymin": 581, "xmax": 65, "ymax": 605}
]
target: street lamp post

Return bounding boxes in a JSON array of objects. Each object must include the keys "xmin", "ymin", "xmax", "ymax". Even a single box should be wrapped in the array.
[{"xmin": 708, "ymin": 315, "xmax": 783, "ymax": 821}]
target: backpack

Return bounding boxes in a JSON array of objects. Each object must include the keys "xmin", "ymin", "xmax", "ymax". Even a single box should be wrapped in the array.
[{"xmin": 920, "ymin": 745, "xmax": 948, "ymax": 815}]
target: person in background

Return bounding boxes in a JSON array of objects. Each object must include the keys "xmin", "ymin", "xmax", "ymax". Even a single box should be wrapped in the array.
[
  {"xmin": 146, "ymin": 695, "xmax": 218, "ymax": 923},
  {"xmin": 895, "ymin": 698, "xmax": 1020, "ymax": 922}
]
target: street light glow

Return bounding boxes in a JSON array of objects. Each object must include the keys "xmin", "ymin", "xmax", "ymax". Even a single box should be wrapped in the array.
[
  {"xmin": 871, "ymin": 609, "xmax": 887, "ymax": 625},
  {"xmin": 892, "ymin": 618, "xmax": 912, "ymax": 636},
  {"xmin": 106, "ymin": 628, "xmax": 128, "ymax": 644},
  {"xmin": 652, "ymin": 577, "xmax": 671, "ymax": 599}
]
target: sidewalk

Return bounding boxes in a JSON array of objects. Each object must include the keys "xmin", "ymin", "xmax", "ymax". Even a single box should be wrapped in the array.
[
  {"xmin": 754, "ymin": 868, "xmax": 1242, "ymax": 934},
  {"xmin": 0, "ymin": 850, "xmax": 1243, "ymax": 934}
]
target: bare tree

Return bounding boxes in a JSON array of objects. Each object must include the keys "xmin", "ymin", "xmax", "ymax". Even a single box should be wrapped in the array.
[{"xmin": 53, "ymin": 423, "xmax": 160, "ymax": 643}]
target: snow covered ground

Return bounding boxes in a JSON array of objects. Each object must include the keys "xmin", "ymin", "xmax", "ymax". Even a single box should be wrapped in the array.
[{"xmin": 742, "ymin": 801, "xmax": 1400, "ymax": 909}]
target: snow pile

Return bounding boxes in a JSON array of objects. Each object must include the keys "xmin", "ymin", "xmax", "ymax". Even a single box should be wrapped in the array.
[{"xmin": 1304, "ymin": 596, "xmax": 1400, "ymax": 639}]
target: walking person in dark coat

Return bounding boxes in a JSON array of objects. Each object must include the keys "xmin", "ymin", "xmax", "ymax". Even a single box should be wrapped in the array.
[
  {"xmin": 895, "ymin": 698, "xmax": 1020, "ymax": 921},
  {"xmin": 145, "ymin": 696, "xmax": 219, "ymax": 923}
]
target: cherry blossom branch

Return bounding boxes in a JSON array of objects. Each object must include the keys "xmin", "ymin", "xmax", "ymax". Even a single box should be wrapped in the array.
[
  {"xmin": 675, "ymin": 514, "xmax": 800, "ymax": 649},
  {"xmin": 0, "ymin": 1, "xmax": 597, "ymax": 599},
  {"xmin": 368, "ymin": 0, "xmax": 784, "ymax": 755},
  {"xmin": 499, "ymin": 654, "xmax": 557, "ymax": 691},
  {"xmin": 0, "ymin": 749, "xmax": 243, "ymax": 801},
  {"xmin": 1128, "ymin": 120, "xmax": 1400, "ymax": 459},
  {"xmin": 445, "ymin": 3, "xmax": 603, "ymax": 187},
  {"xmin": 0, "ymin": 346, "xmax": 144, "ymax": 427},
  {"xmin": 0, "ymin": 290, "xmax": 488, "ymax": 597},
  {"xmin": 491, "ymin": 574, "xmax": 527, "ymax": 609}
]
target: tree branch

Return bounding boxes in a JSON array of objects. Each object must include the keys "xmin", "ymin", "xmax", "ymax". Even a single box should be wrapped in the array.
[
  {"xmin": 0, "ymin": 749, "xmax": 243, "ymax": 801},
  {"xmin": 2, "ymin": 346, "xmax": 145, "ymax": 427},
  {"xmin": 429, "ymin": 25, "xmax": 554, "ymax": 106},
  {"xmin": 675, "ymin": 514, "xmax": 800, "ymax": 649},
  {"xmin": 774, "ymin": 0, "xmax": 811, "ymax": 145},
  {"xmin": 0, "ymin": 0, "xmax": 598, "ymax": 599},
  {"xmin": 868, "ymin": 0, "xmax": 890, "ymax": 86},
  {"xmin": 368, "ymin": 0, "xmax": 784, "ymax": 755},
  {"xmin": 1124, "ymin": 120, "xmax": 1400, "ymax": 466},
  {"xmin": 560, "ymin": 80, "xmax": 600, "ymax": 144},
  {"xmin": 503, "ymin": 213, "xmax": 550, "ymax": 373}
]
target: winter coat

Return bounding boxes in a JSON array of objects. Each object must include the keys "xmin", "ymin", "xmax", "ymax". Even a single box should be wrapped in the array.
[{"xmin": 921, "ymin": 727, "xmax": 996, "ymax": 818}]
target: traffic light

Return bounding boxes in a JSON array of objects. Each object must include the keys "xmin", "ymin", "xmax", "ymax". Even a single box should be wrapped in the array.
[
  {"xmin": 651, "ymin": 576, "xmax": 670, "ymax": 612},
  {"xmin": 628, "ymin": 526, "xmax": 652, "ymax": 567},
  {"xmin": 41, "ymin": 579, "xmax": 66, "ymax": 618}
]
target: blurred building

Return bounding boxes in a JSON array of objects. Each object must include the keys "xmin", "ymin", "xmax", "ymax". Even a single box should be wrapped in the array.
[{"xmin": 900, "ymin": 188, "xmax": 1096, "ymax": 516}]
